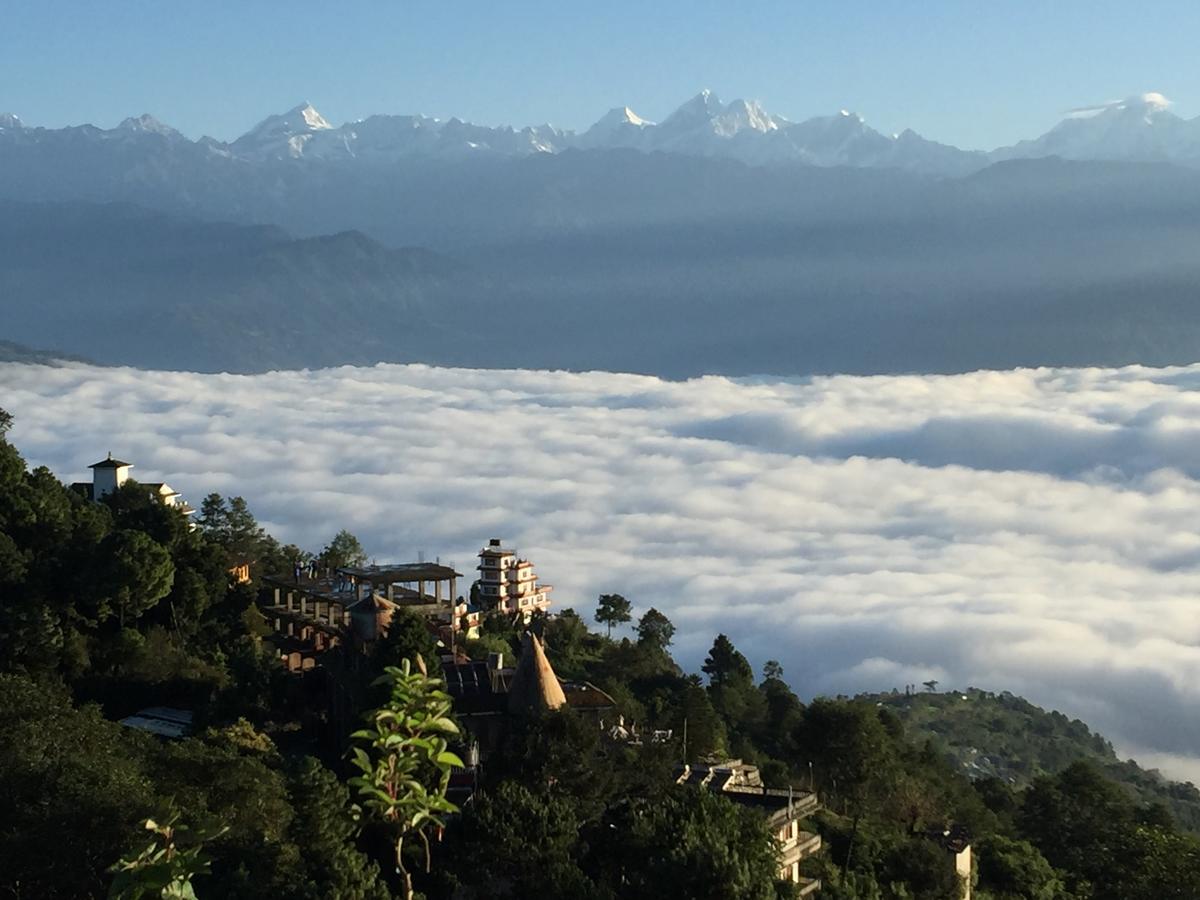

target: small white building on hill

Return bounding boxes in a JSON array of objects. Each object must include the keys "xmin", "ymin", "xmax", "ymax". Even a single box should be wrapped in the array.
[{"xmin": 71, "ymin": 453, "xmax": 195, "ymax": 517}]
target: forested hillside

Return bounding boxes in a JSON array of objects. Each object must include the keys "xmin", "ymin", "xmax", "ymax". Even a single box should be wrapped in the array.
[
  {"xmin": 874, "ymin": 690, "xmax": 1200, "ymax": 832},
  {"xmin": 3, "ymin": 406, "xmax": 1200, "ymax": 899}
]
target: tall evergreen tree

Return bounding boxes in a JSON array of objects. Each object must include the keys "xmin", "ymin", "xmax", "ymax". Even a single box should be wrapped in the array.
[
  {"xmin": 287, "ymin": 757, "xmax": 390, "ymax": 900},
  {"xmin": 594, "ymin": 593, "xmax": 632, "ymax": 637},
  {"xmin": 677, "ymin": 681, "xmax": 727, "ymax": 763},
  {"xmin": 701, "ymin": 634, "xmax": 753, "ymax": 688},
  {"xmin": 636, "ymin": 607, "xmax": 675, "ymax": 650}
]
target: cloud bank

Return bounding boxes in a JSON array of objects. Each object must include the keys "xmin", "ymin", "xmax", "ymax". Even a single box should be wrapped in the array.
[{"xmin": 5, "ymin": 360, "xmax": 1200, "ymax": 779}]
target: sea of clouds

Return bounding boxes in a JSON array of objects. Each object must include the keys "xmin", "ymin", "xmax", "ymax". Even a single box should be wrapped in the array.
[{"xmin": 5, "ymin": 360, "xmax": 1200, "ymax": 779}]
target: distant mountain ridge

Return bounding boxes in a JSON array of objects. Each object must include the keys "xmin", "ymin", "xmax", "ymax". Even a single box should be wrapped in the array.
[
  {"xmin": 0, "ymin": 201, "xmax": 487, "ymax": 373},
  {"xmin": 8, "ymin": 92, "xmax": 1200, "ymax": 378},
  {"xmin": 4, "ymin": 89, "xmax": 1200, "ymax": 175},
  {"xmin": 0, "ymin": 340, "xmax": 92, "ymax": 366}
]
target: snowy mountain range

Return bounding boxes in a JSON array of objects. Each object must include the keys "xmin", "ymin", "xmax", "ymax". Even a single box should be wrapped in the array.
[{"xmin": 4, "ymin": 90, "xmax": 1200, "ymax": 175}]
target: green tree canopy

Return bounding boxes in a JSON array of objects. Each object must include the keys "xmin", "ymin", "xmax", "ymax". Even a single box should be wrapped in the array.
[
  {"xmin": 593, "ymin": 786, "xmax": 783, "ymax": 900},
  {"xmin": 452, "ymin": 781, "xmax": 594, "ymax": 897},
  {"xmin": 976, "ymin": 834, "xmax": 1069, "ymax": 900},
  {"xmin": 286, "ymin": 757, "xmax": 390, "ymax": 900},
  {"xmin": 636, "ymin": 607, "xmax": 675, "ymax": 650},
  {"xmin": 321, "ymin": 529, "xmax": 367, "ymax": 570},
  {"xmin": 794, "ymin": 699, "xmax": 896, "ymax": 814},
  {"xmin": 677, "ymin": 681, "xmax": 727, "ymax": 763},
  {"xmin": 97, "ymin": 530, "xmax": 176, "ymax": 627},
  {"xmin": 702, "ymin": 633, "xmax": 753, "ymax": 688},
  {"xmin": 594, "ymin": 593, "xmax": 632, "ymax": 637},
  {"xmin": 0, "ymin": 674, "xmax": 157, "ymax": 899}
]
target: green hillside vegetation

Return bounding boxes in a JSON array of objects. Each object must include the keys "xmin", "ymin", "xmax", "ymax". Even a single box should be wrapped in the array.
[
  {"xmin": 4, "ymin": 405, "xmax": 1200, "ymax": 898},
  {"xmin": 870, "ymin": 689, "xmax": 1200, "ymax": 833}
]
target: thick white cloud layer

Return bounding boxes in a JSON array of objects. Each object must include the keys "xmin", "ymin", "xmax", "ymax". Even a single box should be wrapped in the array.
[{"xmin": 5, "ymin": 360, "xmax": 1200, "ymax": 779}]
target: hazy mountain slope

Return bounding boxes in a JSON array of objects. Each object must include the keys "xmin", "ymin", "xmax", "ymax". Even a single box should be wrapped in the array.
[
  {"xmin": 992, "ymin": 93, "xmax": 1200, "ymax": 164},
  {"xmin": 0, "ymin": 202, "xmax": 487, "ymax": 372},
  {"xmin": 0, "ymin": 340, "xmax": 92, "ymax": 365},
  {"xmin": 6, "ymin": 156, "xmax": 1200, "ymax": 377},
  {"xmin": 454, "ymin": 156, "xmax": 1200, "ymax": 376}
]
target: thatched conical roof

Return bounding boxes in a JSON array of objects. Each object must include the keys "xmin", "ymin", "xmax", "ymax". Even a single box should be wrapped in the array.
[{"xmin": 507, "ymin": 632, "xmax": 567, "ymax": 715}]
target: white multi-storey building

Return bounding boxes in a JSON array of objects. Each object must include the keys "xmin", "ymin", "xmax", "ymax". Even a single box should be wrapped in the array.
[{"xmin": 476, "ymin": 538, "xmax": 553, "ymax": 620}]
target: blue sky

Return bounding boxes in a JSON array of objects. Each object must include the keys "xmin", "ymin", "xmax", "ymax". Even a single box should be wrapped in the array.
[{"xmin": 4, "ymin": 1, "xmax": 1199, "ymax": 149}]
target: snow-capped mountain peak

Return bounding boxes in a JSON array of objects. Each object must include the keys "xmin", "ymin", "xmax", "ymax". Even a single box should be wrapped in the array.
[
  {"xmin": 232, "ymin": 102, "xmax": 336, "ymax": 159},
  {"xmin": 117, "ymin": 114, "xmax": 180, "ymax": 137},
  {"xmin": 663, "ymin": 89, "xmax": 725, "ymax": 127},
  {"xmin": 7, "ymin": 89, "xmax": 1200, "ymax": 177},
  {"xmin": 300, "ymin": 103, "xmax": 333, "ymax": 130},
  {"xmin": 242, "ymin": 102, "xmax": 332, "ymax": 137},
  {"xmin": 577, "ymin": 105, "xmax": 655, "ymax": 149},
  {"xmin": 295, "ymin": 102, "xmax": 332, "ymax": 130},
  {"xmin": 1066, "ymin": 92, "xmax": 1172, "ymax": 121},
  {"xmin": 609, "ymin": 106, "xmax": 651, "ymax": 127},
  {"xmin": 655, "ymin": 91, "xmax": 784, "ymax": 152},
  {"xmin": 720, "ymin": 98, "xmax": 781, "ymax": 133},
  {"xmin": 994, "ymin": 90, "xmax": 1199, "ymax": 163}
]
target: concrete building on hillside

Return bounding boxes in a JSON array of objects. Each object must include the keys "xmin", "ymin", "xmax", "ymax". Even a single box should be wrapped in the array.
[
  {"xmin": 927, "ymin": 825, "xmax": 973, "ymax": 900},
  {"xmin": 476, "ymin": 539, "xmax": 553, "ymax": 620},
  {"xmin": 260, "ymin": 561, "xmax": 465, "ymax": 671},
  {"xmin": 71, "ymin": 454, "xmax": 195, "ymax": 517},
  {"xmin": 677, "ymin": 759, "xmax": 823, "ymax": 894}
]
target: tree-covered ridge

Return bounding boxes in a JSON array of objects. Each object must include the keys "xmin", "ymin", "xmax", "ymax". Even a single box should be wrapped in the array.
[
  {"xmin": 5, "ymin": 405, "xmax": 1200, "ymax": 898},
  {"xmin": 870, "ymin": 689, "xmax": 1200, "ymax": 833}
]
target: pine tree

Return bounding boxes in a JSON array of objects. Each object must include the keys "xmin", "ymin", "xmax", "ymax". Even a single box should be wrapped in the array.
[
  {"xmin": 287, "ymin": 757, "xmax": 390, "ymax": 900},
  {"xmin": 197, "ymin": 493, "xmax": 230, "ymax": 544},
  {"xmin": 636, "ymin": 607, "xmax": 675, "ymax": 650},
  {"xmin": 701, "ymin": 634, "xmax": 753, "ymax": 688}
]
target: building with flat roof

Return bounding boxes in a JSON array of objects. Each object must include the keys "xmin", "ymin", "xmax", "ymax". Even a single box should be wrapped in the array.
[
  {"xmin": 676, "ymin": 759, "xmax": 823, "ymax": 894},
  {"xmin": 261, "ymin": 560, "xmax": 466, "ymax": 671},
  {"xmin": 476, "ymin": 538, "xmax": 553, "ymax": 621}
]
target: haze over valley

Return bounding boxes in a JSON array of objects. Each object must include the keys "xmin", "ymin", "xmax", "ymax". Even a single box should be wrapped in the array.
[{"xmin": 7, "ymin": 92, "xmax": 1200, "ymax": 375}]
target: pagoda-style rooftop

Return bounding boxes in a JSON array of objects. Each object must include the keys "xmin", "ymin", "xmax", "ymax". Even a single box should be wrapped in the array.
[{"xmin": 89, "ymin": 456, "xmax": 132, "ymax": 469}]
